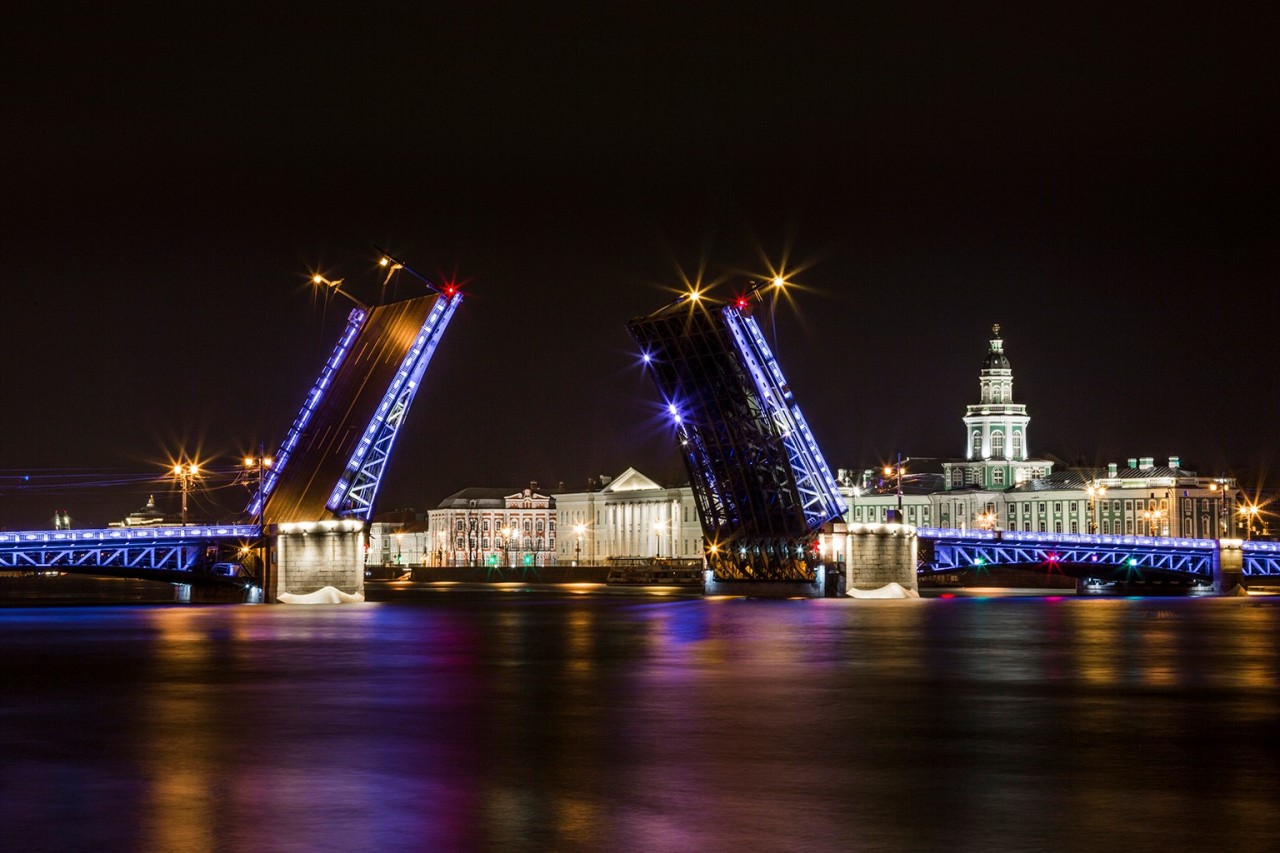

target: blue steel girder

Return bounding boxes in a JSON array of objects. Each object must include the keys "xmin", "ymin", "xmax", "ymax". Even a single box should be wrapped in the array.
[
  {"xmin": 327, "ymin": 293, "xmax": 461, "ymax": 518},
  {"xmin": 0, "ymin": 525, "xmax": 259, "ymax": 572},
  {"xmin": 725, "ymin": 307, "xmax": 845, "ymax": 530},
  {"xmin": 917, "ymin": 529, "xmax": 1215, "ymax": 579},
  {"xmin": 248, "ymin": 308, "xmax": 368, "ymax": 518},
  {"xmin": 1242, "ymin": 541, "xmax": 1280, "ymax": 576}
]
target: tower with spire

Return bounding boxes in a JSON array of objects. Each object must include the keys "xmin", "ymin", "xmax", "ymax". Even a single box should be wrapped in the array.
[{"xmin": 942, "ymin": 325, "xmax": 1051, "ymax": 490}]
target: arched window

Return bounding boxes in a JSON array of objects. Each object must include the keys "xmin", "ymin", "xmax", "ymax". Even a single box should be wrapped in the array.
[
  {"xmin": 993, "ymin": 468, "xmax": 1005, "ymax": 485},
  {"xmin": 971, "ymin": 431, "xmax": 982, "ymax": 457},
  {"xmin": 991, "ymin": 431, "xmax": 1005, "ymax": 458},
  {"xmin": 1012, "ymin": 432, "xmax": 1023, "ymax": 458}
]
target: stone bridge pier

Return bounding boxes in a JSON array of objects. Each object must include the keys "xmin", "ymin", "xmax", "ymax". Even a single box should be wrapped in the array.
[{"xmin": 267, "ymin": 521, "xmax": 366, "ymax": 601}]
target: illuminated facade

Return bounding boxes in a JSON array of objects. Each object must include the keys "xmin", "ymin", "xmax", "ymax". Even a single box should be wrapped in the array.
[
  {"xmin": 553, "ymin": 468, "xmax": 702, "ymax": 565},
  {"xmin": 424, "ymin": 483, "xmax": 558, "ymax": 567},
  {"xmin": 840, "ymin": 326, "xmax": 1239, "ymax": 539}
]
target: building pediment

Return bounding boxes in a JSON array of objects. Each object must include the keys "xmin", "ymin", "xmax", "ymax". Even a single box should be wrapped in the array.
[{"xmin": 603, "ymin": 467, "xmax": 665, "ymax": 493}]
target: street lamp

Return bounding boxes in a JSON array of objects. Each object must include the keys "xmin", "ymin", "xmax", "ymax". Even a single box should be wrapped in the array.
[
  {"xmin": 1086, "ymin": 482, "xmax": 1107, "ymax": 534},
  {"xmin": 1142, "ymin": 507, "xmax": 1165, "ymax": 537},
  {"xmin": 653, "ymin": 520, "xmax": 665, "ymax": 559},
  {"xmin": 883, "ymin": 453, "xmax": 906, "ymax": 522},
  {"xmin": 574, "ymin": 523, "xmax": 585, "ymax": 566},
  {"xmin": 976, "ymin": 510, "xmax": 998, "ymax": 531},
  {"xmin": 1239, "ymin": 504, "xmax": 1260, "ymax": 540},
  {"xmin": 244, "ymin": 449, "xmax": 273, "ymax": 527},
  {"xmin": 171, "ymin": 461, "xmax": 199, "ymax": 526}
]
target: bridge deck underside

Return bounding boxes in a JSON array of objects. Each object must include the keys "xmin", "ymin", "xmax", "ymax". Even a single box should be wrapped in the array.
[
  {"xmin": 264, "ymin": 296, "xmax": 439, "ymax": 524},
  {"xmin": 627, "ymin": 303, "xmax": 840, "ymax": 581}
]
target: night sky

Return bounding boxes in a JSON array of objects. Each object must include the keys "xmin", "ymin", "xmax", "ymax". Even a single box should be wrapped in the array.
[{"xmin": 2, "ymin": 5, "xmax": 1276, "ymax": 530}]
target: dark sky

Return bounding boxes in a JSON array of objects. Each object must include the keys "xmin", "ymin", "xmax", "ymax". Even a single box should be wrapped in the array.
[{"xmin": 2, "ymin": 4, "xmax": 1276, "ymax": 529}]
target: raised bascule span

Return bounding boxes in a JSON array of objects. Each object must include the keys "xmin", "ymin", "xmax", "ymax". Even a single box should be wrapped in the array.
[
  {"xmin": 627, "ymin": 283, "xmax": 846, "ymax": 589},
  {"xmin": 249, "ymin": 289, "xmax": 461, "ymax": 524}
]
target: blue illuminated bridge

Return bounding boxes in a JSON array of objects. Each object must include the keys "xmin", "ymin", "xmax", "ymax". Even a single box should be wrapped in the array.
[
  {"xmin": 2, "ymin": 258, "xmax": 462, "ymax": 589},
  {"xmin": 917, "ymin": 528, "xmax": 1280, "ymax": 587}
]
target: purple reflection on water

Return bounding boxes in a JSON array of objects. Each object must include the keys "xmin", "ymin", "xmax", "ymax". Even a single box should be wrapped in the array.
[{"xmin": 2, "ymin": 594, "xmax": 1279, "ymax": 851}]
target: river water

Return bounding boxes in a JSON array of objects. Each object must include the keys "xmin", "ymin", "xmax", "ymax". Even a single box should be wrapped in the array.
[{"xmin": 2, "ymin": 590, "xmax": 1278, "ymax": 852}]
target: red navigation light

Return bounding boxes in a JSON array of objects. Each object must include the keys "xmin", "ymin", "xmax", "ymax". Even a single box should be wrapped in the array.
[
  {"xmin": 735, "ymin": 297, "xmax": 748, "ymax": 309},
  {"xmin": 444, "ymin": 285, "xmax": 457, "ymax": 297}
]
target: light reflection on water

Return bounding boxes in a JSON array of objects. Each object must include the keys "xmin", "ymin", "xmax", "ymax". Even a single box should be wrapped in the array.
[{"xmin": 1, "ymin": 594, "xmax": 1278, "ymax": 852}]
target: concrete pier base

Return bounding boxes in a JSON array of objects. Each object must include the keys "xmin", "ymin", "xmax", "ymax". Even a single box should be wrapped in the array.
[
  {"xmin": 1214, "ymin": 538, "xmax": 1244, "ymax": 594},
  {"xmin": 842, "ymin": 523, "xmax": 919, "ymax": 594},
  {"xmin": 269, "ymin": 521, "xmax": 366, "ymax": 602}
]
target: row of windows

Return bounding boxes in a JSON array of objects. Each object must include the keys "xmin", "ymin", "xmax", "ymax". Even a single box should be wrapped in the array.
[
  {"xmin": 457, "ymin": 537, "xmax": 554, "ymax": 550},
  {"xmin": 454, "ymin": 519, "xmax": 554, "ymax": 533}
]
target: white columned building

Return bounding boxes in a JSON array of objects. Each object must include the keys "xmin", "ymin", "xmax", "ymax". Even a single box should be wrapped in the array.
[{"xmin": 554, "ymin": 468, "xmax": 701, "ymax": 564}]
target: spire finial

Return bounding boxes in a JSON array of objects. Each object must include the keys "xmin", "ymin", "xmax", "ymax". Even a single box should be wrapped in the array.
[{"xmin": 992, "ymin": 323, "xmax": 1000, "ymax": 336}]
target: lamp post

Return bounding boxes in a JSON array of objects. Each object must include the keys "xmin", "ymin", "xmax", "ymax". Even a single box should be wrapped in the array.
[
  {"xmin": 243, "ymin": 449, "xmax": 273, "ymax": 587},
  {"xmin": 653, "ymin": 520, "xmax": 665, "ymax": 559},
  {"xmin": 1240, "ymin": 505, "xmax": 1260, "ymax": 540},
  {"xmin": 244, "ymin": 449, "xmax": 273, "ymax": 527},
  {"xmin": 172, "ymin": 461, "xmax": 199, "ymax": 527},
  {"xmin": 1143, "ymin": 507, "xmax": 1165, "ymax": 537},
  {"xmin": 883, "ymin": 453, "xmax": 908, "ymax": 522},
  {"xmin": 1086, "ymin": 482, "xmax": 1106, "ymax": 534},
  {"xmin": 574, "ymin": 523, "xmax": 585, "ymax": 566}
]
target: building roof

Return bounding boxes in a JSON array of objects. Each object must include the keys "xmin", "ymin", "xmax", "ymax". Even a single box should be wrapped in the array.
[{"xmin": 436, "ymin": 488, "xmax": 512, "ymax": 508}]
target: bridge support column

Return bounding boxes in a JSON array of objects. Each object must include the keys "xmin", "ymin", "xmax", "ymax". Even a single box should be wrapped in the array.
[
  {"xmin": 268, "ymin": 522, "xmax": 365, "ymax": 601},
  {"xmin": 1214, "ymin": 539, "xmax": 1244, "ymax": 594},
  {"xmin": 845, "ymin": 523, "xmax": 918, "ymax": 594}
]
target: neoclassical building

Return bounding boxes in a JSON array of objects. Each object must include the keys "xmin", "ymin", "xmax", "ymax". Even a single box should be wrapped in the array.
[
  {"xmin": 552, "ymin": 468, "xmax": 702, "ymax": 565},
  {"xmin": 942, "ymin": 324, "xmax": 1052, "ymax": 490},
  {"xmin": 843, "ymin": 326, "xmax": 1237, "ymax": 539}
]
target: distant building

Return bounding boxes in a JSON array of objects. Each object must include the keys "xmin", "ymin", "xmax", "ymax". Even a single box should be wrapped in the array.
[
  {"xmin": 423, "ymin": 482, "xmax": 558, "ymax": 566},
  {"xmin": 109, "ymin": 495, "xmax": 170, "ymax": 528},
  {"xmin": 554, "ymin": 468, "xmax": 701, "ymax": 565},
  {"xmin": 839, "ymin": 326, "xmax": 1238, "ymax": 538}
]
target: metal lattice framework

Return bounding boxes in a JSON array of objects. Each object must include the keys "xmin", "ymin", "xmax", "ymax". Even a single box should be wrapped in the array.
[
  {"xmin": 0, "ymin": 525, "xmax": 258, "ymax": 572},
  {"xmin": 917, "ymin": 528, "xmax": 1217, "ymax": 579},
  {"xmin": 627, "ymin": 289, "xmax": 844, "ymax": 581},
  {"xmin": 1242, "ymin": 540, "xmax": 1280, "ymax": 576},
  {"xmin": 327, "ymin": 294, "xmax": 461, "ymax": 517}
]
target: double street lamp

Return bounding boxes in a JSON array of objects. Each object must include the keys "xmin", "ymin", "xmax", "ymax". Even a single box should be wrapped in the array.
[
  {"xmin": 574, "ymin": 523, "xmax": 585, "ymax": 566},
  {"xmin": 172, "ymin": 461, "xmax": 199, "ymax": 527},
  {"xmin": 1239, "ymin": 504, "xmax": 1261, "ymax": 540}
]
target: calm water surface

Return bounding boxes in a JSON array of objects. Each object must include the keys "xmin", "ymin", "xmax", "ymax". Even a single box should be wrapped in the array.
[{"xmin": 2, "ymin": 592, "xmax": 1278, "ymax": 852}]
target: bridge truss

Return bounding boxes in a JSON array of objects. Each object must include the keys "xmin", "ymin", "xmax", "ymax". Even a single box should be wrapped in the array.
[
  {"xmin": 0, "ymin": 525, "xmax": 258, "ymax": 573},
  {"xmin": 627, "ymin": 285, "xmax": 845, "ymax": 582},
  {"xmin": 918, "ymin": 528, "xmax": 1217, "ymax": 580}
]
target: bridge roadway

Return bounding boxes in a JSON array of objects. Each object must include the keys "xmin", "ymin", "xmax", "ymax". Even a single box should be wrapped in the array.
[
  {"xmin": 0, "ymin": 524, "xmax": 260, "ymax": 585},
  {"xmin": 4, "ymin": 523, "xmax": 1280, "ymax": 591},
  {"xmin": 918, "ymin": 527, "xmax": 1280, "ymax": 585}
]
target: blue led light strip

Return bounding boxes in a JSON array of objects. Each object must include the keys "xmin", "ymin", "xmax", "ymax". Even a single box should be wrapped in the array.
[
  {"xmin": 247, "ymin": 307, "xmax": 367, "ymax": 517},
  {"xmin": 723, "ymin": 306, "xmax": 844, "ymax": 530},
  {"xmin": 326, "ymin": 293, "xmax": 462, "ymax": 518}
]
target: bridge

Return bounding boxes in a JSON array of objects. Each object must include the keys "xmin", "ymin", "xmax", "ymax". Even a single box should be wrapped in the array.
[
  {"xmin": 916, "ymin": 527, "xmax": 1280, "ymax": 590},
  {"xmin": 628, "ymin": 281, "xmax": 847, "ymax": 594},
  {"xmin": 0, "ymin": 525, "xmax": 259, "ymax": 586},
  {"xmin": 1, "ymin": 255, "xmax": 461, "ymax": 598}
]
